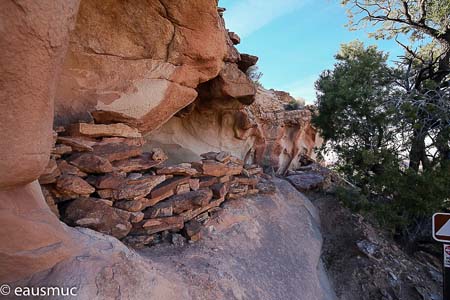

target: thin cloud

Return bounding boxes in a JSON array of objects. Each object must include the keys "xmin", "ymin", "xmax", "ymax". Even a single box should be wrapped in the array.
[{"xmin": 223, "ymin": 0, "xmax": 310, "ymax": 38}]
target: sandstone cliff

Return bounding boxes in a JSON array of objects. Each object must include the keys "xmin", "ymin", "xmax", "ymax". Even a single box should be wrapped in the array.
[
  {"xmin": 0, "ymin": 1, "xmax": 327, "ymax": 299},
  {"xmin": 146, "ymin": 86, "xmax": 321, "ymax": 174},
  {"xmin": 53, "ymin": 0, "xmax": 319, "ymax": 174}
]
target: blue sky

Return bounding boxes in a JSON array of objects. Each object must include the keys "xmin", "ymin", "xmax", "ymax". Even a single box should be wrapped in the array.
[{"xmin": 219, "ymin": 0, "xmax": 405, "ymax": 104}]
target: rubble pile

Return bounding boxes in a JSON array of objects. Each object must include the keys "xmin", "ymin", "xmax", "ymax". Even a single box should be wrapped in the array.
[{"xmin": 39, "ymin": 120, "xmax": 263, "ymax": 248}]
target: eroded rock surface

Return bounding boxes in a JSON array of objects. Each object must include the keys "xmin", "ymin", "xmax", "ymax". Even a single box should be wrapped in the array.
[
  {"xmin": 147, "ymin": 87, "xmax": 322, "ymax": 174},
  {"xmin": 55, "ymin": 0, "xmax": 229, "ymax": 132},
  {"xmin": 0, "ymin": 1, "xmax": 330, "ymax": 298},
  {"xmin": 11, "ymin": 179, "xmax": 335, "ymax": 300},
  {"xmin": 139, "ymin": 178, "xmax": 336, "ymax": 300}
]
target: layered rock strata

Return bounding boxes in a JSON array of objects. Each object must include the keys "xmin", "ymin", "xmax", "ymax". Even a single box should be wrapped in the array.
[
  {"xmin": 40, "ymin": 120, "xmax": 264, "ymax": 248},
  {"xmin": 54, "ymin": 0, "xmax": 254, "ymax": 134},
  {"xmin": 0, "ymin": 1, "xmax": 325, "ymax": 295},
  {"xmin": 147, "ymin": 87, "xmax": 322, "ymax": 174}
]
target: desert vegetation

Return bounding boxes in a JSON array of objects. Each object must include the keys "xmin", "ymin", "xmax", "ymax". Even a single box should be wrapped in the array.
[{"xmin": 314, "ymin": 0, "xmax": 450, "ymax": 244}]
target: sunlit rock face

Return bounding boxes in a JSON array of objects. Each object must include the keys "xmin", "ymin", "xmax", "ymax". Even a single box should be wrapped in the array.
[
  {"xmin": 54, "ymin": 0, "xmax": 229, "ymax": 133},
  {"xmin": 146, "ymin": 87, "xmax": 321, "ymax": 174},
  {"xmin": 52, "ymin": 0, "xmax": 320, "ymax": 174}
]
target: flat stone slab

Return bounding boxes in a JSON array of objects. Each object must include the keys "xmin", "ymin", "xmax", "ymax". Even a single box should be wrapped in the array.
[
  {"xmin": 287, "ymin": 172, "xmax": 325, "ymax": 192},
  {"xmin": 67, "ymin": 122, "xmax": 142, "ymax": 138}
]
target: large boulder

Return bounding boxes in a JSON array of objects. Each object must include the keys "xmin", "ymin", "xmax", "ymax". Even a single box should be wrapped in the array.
[
  {"xmin": 0, "ymin": 0, "xmax": 81, "ymax": 283},
  {"xmin": 238, "ymin": 53, "xmax": 259, "ymax": 72},
  {"xmin": 210, "ymin": 63, "xmax": 256, "ymax": 105}
]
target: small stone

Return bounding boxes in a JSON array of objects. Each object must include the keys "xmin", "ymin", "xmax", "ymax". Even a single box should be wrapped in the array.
[
  {"xmin": 242, "ymin": 166, "xmax": 263, "ymax": 177},
  {"xmin": 156, "ymin": 163, "xmax": 199, "ymax": 176},
  {"xmin": 189, "ymin": 178, "xmax": 200, "ymax": 191},
  {"xmin": 56, "ymin": 175, "xmax": 95, "ymax": 198},
  {"xmin": 171, "ymin": 233, "xmax": 186, "ymax": 247},
  {"xmin": 180, "ymin": 197, "xmax": 225, "ymax": 222},
  {"xmin": 114, "ymin": 199, "xmax": 144, "ymax": 212},
  {"xmin": 201, "ymin": 160, "xmax": 243, "ymax": 177},
  {"xmin": 218, "ymin": 175, "xmax": 232, "ymax": 183},
  {"xmin": 143, "ymin": 204, "xmax": 174, "ymax": 219},
  {"xmin": 91, "ymin": 110, "xmax": 143, "ymax": 128},
  {"xmin": 57, "ymin": 136, "xmax": 95, "ymax": 152},
  {"xmin": 184, "ymin": 220, "xmax": 202, "ymax": 242},
  {"xmin": 200, "ymin": 152, "xmax": 218, "ymax": 160},
  {"xmin": 67, "ymin": 122, "xmax": 141, "ymax": 138},
  {"xmin": 94, "ymin": 198, "xmax": 114, "ymax": 207},
  {"xmin": 69, "ymin": 153, "xmax": 114, "ymax": 174},
  {"xmin": 130, "ymin": 211, "xmax": 144, "ymax": 223},
  {"xmin": 145, "ymin": 189, "xmax": 213, "ymax": 219},
  {"xmin": 215, "ymin": 151, "xmax": 231, "ymax": 163},
  {"xmin": 225, "ymin": 162, "xmax": 244, "ymax": 176},
  {"xmin": 226, "ymin": 192, "xmax": 247, "ymax": 200},
  {"xmin": 211, "ymin": 183, "xmax": 228, "ymax": 198},
  {"xmin": 97, "ymin": 137, "xmax": 145, "ymax": 147},
  {"xmin": 57, "ymin": 160, "xmax": 87, "ymax": 177},
  {"xmin": 151, "ymin": 148, "xmax": 168, "ymax": 161},
  {"xmin": 141, "ymin": 189, "xmax": 174, "ymax": 208},
  {"xmin": 112, "ymin": 175, "xmax": 166, "ymax": 200},
  {"xmin": 64, "ymin": 197, "xmax": 132, "ymax": 239},
  {"xmin": 175, "ymin": 183, "xmax": 190, "ymax": 195},
  {"xmin": 194, "ymin": 212, "xmax": 210, "ymax": 223},
  {"xmin": 247, "ymin": 189, "xmax": 259, "ymax": 195},
  {"xmin": 229, "ymin": 184, "xmax": 248, "ymax": 194},
  {"xmin": 127, "ymin": 172, "xmax": 143, "ymax": 180},
  {"xmin": 198, "ymin": 176, "xmax": 218, "ymax": 188},
  {"xmin": 93, "ymin": 142, "xmax": 142, "ymax": 162},
  {"xmin": 228, "ymin": 31, "xmax": 240, "ymax": 45},
  {"xmin": 140, "ymin": 216, "xmax": 184, "ymax": 235},
  {"xmin": 97, "ymin": 189, "xmax": 114, "ymax": 199},
  {"xmin": 112, "ymin": 153, "xmax": 161, "ymax": 173},
  {"xmin": 286, "ymin": 173, "xmax": 325, "ymax": 192},
  {"xmin": 150, "ymin": 176, "xmax": 191, "ymax": 199},
  {"xmin": 235, "ymin": 176, "xmax": 259, "ymax": 187},
  {"xmin": 93, "ymin": 173, "xmax": 126, "ymax": 189},
  {"xmin": 200, "ymin": 160, "xmax": 227, "ymax": 177},
  {"xmin": 52, "ymin": 144, "xmax": 72, "ymax": 156},
  {"xmin": 39, "ymin": 159, "xmax": 61, "ymax": 184},
  {"xmin": 122, "ymin": 235, "xmax": 154, "ymax": 249}
]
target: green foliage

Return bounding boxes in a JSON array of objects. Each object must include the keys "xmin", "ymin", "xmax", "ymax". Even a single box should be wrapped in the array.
[
  {"xmin": 313, "ymin": 41, "xmax": 397, "ymax": 151},
  {"xmin": 336, "ymin": 169, "xmax": 450, "ymax": 233},
  {"xmin": 284, "ymin": 99, "xmax": 301, "ymax": 111},
  {"xmin": 314, "ymin": 41, "xmax": 450, "ymax": 234}
]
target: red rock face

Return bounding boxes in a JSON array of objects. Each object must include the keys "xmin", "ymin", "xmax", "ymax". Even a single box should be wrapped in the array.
[
  {"xmin": 147, "ymin": 87, "xmax": 321, "ymax": 174},
  {"xmin": 0, "ymin": 0, "xmax": 320, "ymax": 285},
  {"xmin": 55, "ymin": 0, "xmax": 230, "ymax": 132},
  {"xmin": 0, "ymin": 0, "xmax": 81, "ymax": 282}
]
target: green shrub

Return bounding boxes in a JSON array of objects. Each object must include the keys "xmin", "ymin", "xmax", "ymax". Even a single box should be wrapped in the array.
[{"xmin": 284, "ymin": 99, "xmax": 301, "ymax": 111}]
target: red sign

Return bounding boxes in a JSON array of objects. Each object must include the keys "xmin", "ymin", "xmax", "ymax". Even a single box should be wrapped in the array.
[
  {"xmin": 433, "ymin": 213, "xmax": 450, "ymax": 243},
  {"xmin": 445, "ymin": 245, "xmax": 450, "ymax": 255}
]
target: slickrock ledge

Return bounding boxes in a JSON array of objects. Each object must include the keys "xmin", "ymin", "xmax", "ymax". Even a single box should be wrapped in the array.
[{"xmin": 12, "ymin": 179, "xmax": 335, "ymax": 300}]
